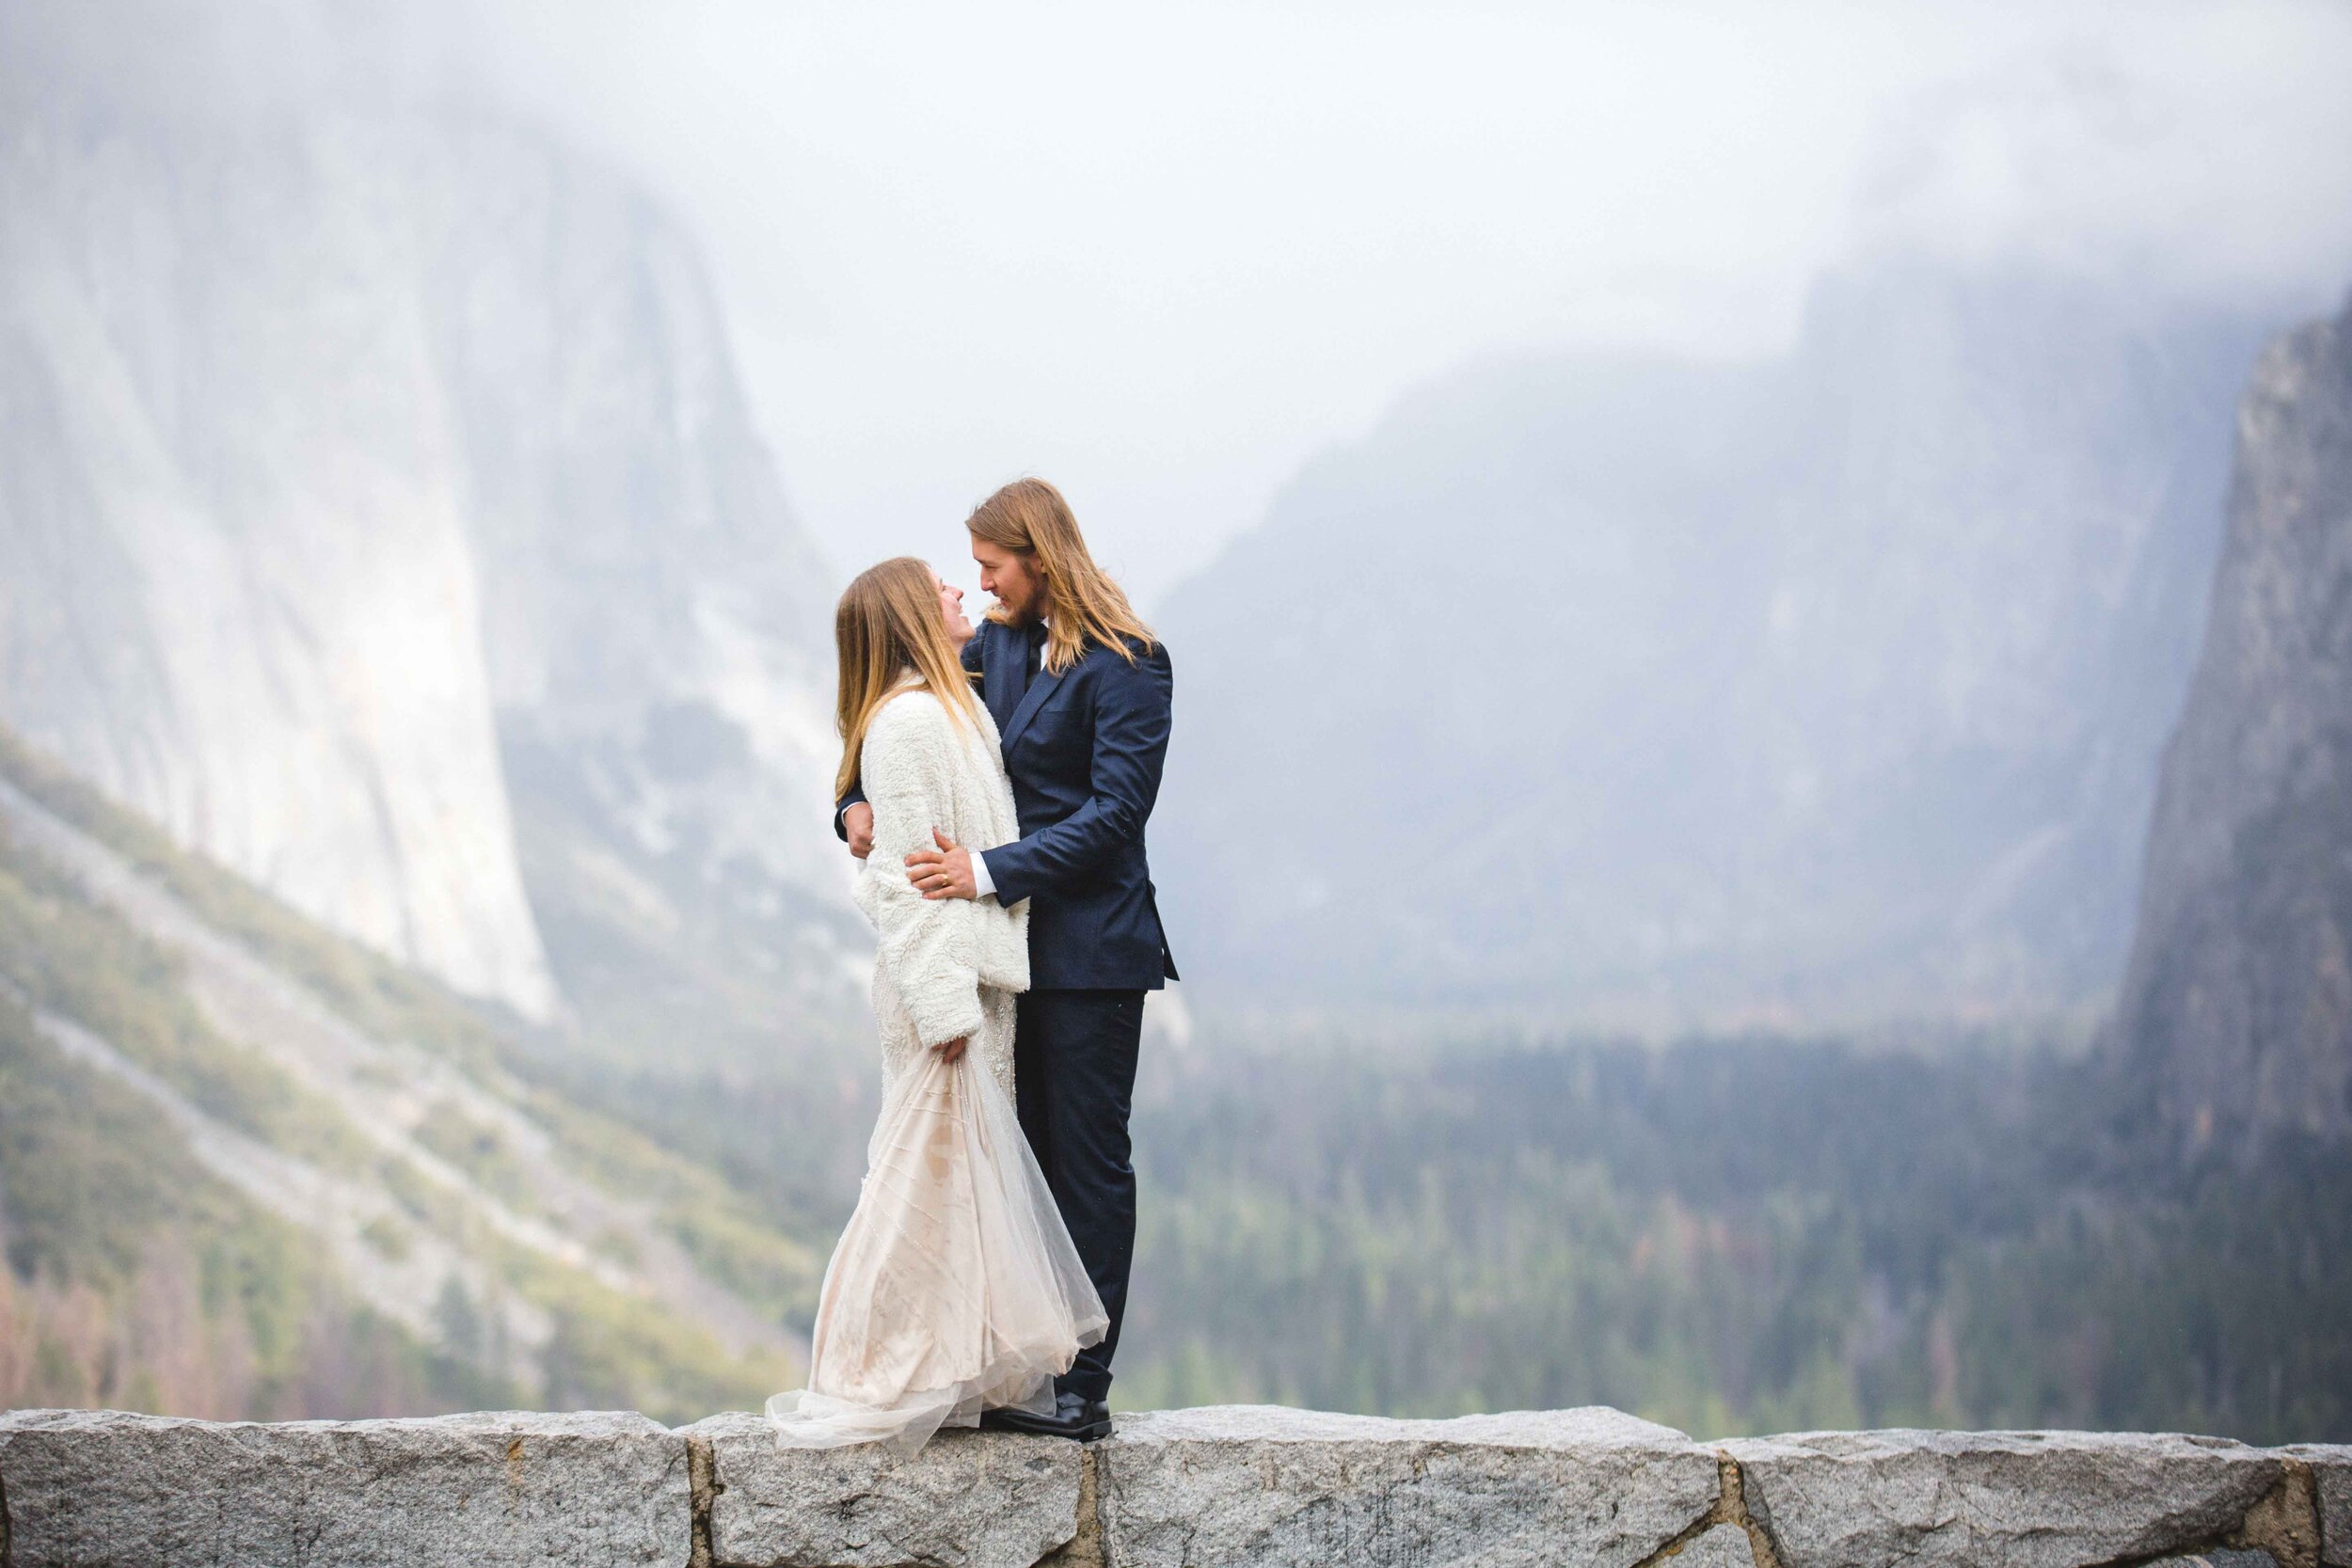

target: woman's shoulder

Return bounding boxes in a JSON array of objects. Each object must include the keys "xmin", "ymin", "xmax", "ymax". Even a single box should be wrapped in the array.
[
  {"xmin": 866, "ymin": 687, "xmax": 954, "ymax": 742},
  {"xmin": 875, "ymin": 681, "xmax": 946, "ymax": 719},
  {"xmin": 870, "ymin": 685, "xmax": 997, "ymax": 752}
]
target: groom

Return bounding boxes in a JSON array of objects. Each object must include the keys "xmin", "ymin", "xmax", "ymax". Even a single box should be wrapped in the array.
[{"xmin": 835, "ymin": 477, "xmax": 1176, "ymax": 1441}]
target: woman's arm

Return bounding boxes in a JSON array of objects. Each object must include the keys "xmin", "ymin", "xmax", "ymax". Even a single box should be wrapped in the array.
[{"xmin": 862, "ymin": 698, "xmax": 984, "ymax": 1048}]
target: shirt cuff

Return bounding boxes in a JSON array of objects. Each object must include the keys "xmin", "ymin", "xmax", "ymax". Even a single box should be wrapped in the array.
[{"xmin": 970, "ymin": 849, "xmax": 996, "ymax": 900}]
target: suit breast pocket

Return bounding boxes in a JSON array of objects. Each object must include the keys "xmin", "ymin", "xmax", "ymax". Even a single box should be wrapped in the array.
[{"xmin": 1018, "ymin": 697, "xmax": 1082, "ymax": 761}]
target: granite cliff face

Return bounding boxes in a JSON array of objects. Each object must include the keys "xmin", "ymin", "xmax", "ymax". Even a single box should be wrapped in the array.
[
  {"xmin": 0, "ymin": 25, "xmax": 846, "ymax": 1020},
  {"xmin": 0, "ymin": 100, "xmax": 557, "ymax": 1016},
  {"xmin": 1155, "ymin": 270, "xmax": 2269, "ymax": 1024},
  {"xmin": 2112, "ymin": 294, "xmax": 2352, "ymax": 1151}
]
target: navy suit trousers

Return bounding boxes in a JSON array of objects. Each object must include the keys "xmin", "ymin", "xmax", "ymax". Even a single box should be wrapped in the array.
[{"xmin": 1013, "ymin": 987, "xmax": 1144, "ymax": 1404}]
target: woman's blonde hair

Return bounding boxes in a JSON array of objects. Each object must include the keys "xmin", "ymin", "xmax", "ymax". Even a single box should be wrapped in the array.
[
  {"xmin": 965, "ymin": 478, "xmax": 1155, "ymax": 675},
  {"xmin": 834, "ymin": 557, "xmax": 984, "ymax": 799}
]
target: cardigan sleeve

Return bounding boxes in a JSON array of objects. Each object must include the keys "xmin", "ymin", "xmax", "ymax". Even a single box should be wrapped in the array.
[{"xmin": 859, "ymin": 696, "xmax": 985, "ymax": 1047}]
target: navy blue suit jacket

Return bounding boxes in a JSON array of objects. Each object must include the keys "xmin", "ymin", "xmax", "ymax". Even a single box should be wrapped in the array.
[{"xmin": 837, "ymin": 619, "xmax": 1178, "ymax": 991}]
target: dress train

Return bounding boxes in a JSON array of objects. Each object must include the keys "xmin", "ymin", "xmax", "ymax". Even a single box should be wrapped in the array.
[{"xmin": 766, "ymin": 1041, "xmax": 1107, "ymax": 1456}]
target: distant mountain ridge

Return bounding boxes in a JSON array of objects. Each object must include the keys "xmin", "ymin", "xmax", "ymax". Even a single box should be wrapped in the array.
[
  {"xmin": 2112, "ymin": 291, "xmax": 2352, "ymax": 1151},
  {"xmin": 1154, "ymin": 268, "xmax": 2275, "ymax": 1025}
]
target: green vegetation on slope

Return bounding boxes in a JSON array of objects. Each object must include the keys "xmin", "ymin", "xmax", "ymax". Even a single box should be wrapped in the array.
[
  {"xmin": 516, "ymin": 1085, "xmax": 822, "ymax": 1327},
  {"xmin": 0, "ymin": 729, "xmax": 818, "ymax": 1423},
  {"xmin": 0, "ymin": 729, "xmax": 507, "ymax": 1075},
  {"xmin": 0, "ymin": 991, "xmax": 515, "ymax": 1418},
  {"xmin": 0, "ymin": 830, "xmax": 376, "ymax": 1178}
]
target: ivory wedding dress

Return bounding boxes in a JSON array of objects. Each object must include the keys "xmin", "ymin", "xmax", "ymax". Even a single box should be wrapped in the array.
[{"xmin": 767, "ymin": 687, "xmax": 1106, "ymax": 1455}]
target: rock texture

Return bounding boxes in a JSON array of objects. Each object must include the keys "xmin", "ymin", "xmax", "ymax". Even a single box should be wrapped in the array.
[
  {"xmin": 4, "ymin": 1405, "xmax": 2344, "ymax": 1568},
  {"xmin": 1674, "ymin": 1524, "xmax": 1759, "ymax": 1568},
  {"xmin": 2111, "ymin": 293, "xmax": 2352, "ymax": 1150},
  {"xmin": 687, "ymin": 1413, "xmax": 1086, "ymax": 1568},
  {"xmin": 2292, "ymin": 1446, "xmax": 2352, "ymax": 1568},
  {"xmin": 0, "ymin": 1408, "xmax": 691, "ymax": 1568},
  {"xmin": 1095, "ymin": 1405, "xmax": 1719, "ymax": 1568},
  {"xmin": 1154, "ymin": 268, "xmax": 2270, "ymax": 1022},
  {"xmin": 1724, "ymin": 1429, "xmax": 2281, "ymax": 1568}
]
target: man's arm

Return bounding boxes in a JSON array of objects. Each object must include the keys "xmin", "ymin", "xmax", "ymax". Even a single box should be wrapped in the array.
[
  {"xmin": 981, "ymin": 644, "xmax": 1172, "ymax": 908},
  {"xmin": 834, "ymin": 781, "xmax": 873, "ymax": 859},
  {"xmin": 834, "ymin": 784, "xmax": 868, "ymax": 844}
]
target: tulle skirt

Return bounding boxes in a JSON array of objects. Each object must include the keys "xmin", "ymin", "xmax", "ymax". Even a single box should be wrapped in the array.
[{"xmin": 766, "ymin": 1043, "xmax": 1108, "ymax": 1456}]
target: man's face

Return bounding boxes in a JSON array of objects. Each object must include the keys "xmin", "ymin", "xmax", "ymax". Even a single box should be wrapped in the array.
[{"xmin": 973, "ymin": 535, "xmax": 1043, "ymax": 622}]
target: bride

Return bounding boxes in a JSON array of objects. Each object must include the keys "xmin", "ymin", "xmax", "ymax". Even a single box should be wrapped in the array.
[{"xmin": 766, "ymin": 556, "xmax": 1106, "ymax": 1455}]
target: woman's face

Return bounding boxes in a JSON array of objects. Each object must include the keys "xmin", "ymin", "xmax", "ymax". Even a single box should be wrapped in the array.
[{"xmin": 932, "ymin": 569, "xmax": 974, "ymax": 642}]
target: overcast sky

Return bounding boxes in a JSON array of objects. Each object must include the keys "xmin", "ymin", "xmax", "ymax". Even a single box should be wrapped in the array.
[{"xmin": 453, "ymin": 0, "xmax": 2352, "ymax": 609}]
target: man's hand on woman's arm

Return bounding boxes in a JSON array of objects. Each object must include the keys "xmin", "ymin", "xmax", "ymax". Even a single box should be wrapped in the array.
[
  {"xmin": 834, "ymin": 783, "xmax": 874, "ymax": 859},
  {"xmin": 906, "ymin": 828, "xmax": 981, "ymax": 901}
]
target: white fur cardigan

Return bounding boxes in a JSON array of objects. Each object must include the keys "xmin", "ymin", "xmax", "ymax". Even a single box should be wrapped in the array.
[{"xmin": 852, "ymin": 687, "xmax": 1031, "ymax": 1046}]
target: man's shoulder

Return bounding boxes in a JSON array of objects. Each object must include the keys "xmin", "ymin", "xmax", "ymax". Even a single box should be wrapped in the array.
[
  {"xmin": 1073, "ymin": 631, "xmax": 1169, "ymax": 673},
  {"xmin": 1067, "ymin": 635, "xmax": 1171, "ymax": 718},
  {"xmin": 969, "ymin": 619, "xmax": 1018, "ymax": 660}
]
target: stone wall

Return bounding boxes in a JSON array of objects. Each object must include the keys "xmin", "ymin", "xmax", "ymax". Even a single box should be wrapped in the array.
[{"xmin": 2, "ymin": 1405, "xmax": 2345, "ymax": 1568}]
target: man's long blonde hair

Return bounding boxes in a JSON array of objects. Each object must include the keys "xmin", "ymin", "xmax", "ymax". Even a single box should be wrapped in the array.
[
  {"xmin": 834, "ymin": 557, "xmax": 983, "ymax": 799},
  {"xmin": 966, "ymin": 478, "xmax": 1156, "ymax": 675}
]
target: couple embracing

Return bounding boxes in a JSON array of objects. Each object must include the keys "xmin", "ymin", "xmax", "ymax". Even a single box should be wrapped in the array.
[{"xmin": 766, "ymin": 478, "xmax": 1176, "ymax": 1454}]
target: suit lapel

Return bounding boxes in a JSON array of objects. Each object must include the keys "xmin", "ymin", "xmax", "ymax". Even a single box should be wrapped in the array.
[
  {"xmin": 982, "ymin": 623, "xmax": 1023, "ymax": 731},
  {"xmin": 999, "ymin": 645, "xmax": 1069, "ymax": 753}
]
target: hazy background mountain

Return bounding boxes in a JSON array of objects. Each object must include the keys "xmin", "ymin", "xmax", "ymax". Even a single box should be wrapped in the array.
[{"xmin": 1154, "ymin": 270, "xmax": 2269, "ymax": 1027}]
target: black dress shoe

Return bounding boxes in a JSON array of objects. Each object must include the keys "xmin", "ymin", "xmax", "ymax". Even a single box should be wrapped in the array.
[{"xmin": 979, "ymin": 1391, "xmax": 1113, "ymax": 1441}]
